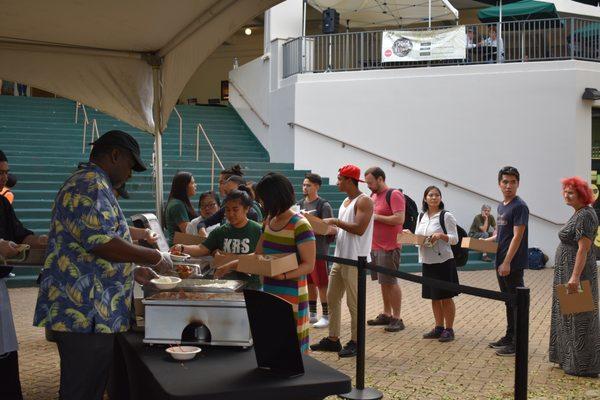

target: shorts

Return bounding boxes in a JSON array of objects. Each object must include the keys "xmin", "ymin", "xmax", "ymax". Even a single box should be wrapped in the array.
[
  {"xmin": 370, "ymin": 248, "xmax": 401, "ymax": 285},
  {"xmin": 307, "ymin": 259, "xmax": 329, "ymax": 288}
]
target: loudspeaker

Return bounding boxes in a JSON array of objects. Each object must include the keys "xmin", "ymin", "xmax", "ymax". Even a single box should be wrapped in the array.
[{"xmin": 322, "ymin": 8, "xmax": 339, "ymax": 34}]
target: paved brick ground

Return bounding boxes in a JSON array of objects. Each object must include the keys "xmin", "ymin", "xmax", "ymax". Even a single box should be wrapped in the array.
[{"xmin": 9, "ymin": 268, "xmax": 600, "ymax": 399}]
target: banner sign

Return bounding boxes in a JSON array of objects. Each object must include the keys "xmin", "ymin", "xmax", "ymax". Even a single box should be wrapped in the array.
[{"xmin": 382, "ymin": 26, "xmax": 466, "ymax": 62}]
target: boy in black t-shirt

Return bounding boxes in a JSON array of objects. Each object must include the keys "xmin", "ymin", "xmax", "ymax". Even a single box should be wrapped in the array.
[{"xmin": 488, "ymin": 166, "xmax": 529, "ymax": 357}]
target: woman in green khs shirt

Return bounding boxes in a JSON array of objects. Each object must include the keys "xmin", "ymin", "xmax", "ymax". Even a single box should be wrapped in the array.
[{"xmin": 171, "ymin": 186, "xmax": 262, "ymax": 288}]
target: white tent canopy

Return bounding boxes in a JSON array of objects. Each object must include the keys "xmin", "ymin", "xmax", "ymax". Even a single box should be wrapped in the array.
[
  {"xmin": 0, "ymin": 0, "xmax": 280, "ymax": 134},
  {"xmin": 307, "ymin": 0, "xmax": 459, "ymax": 28},
  {"xmin": 0, "ymin": 0, "xmax": 280, "ymax": 218}
]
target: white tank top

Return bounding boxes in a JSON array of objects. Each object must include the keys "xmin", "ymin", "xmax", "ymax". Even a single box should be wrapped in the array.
[{"xmin": 334, "ymin": 193, "xmax": 374, "ymax": 262}]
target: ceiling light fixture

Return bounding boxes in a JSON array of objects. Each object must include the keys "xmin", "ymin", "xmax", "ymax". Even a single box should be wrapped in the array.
[{"xmin": 244, "ymin": 28, "xmax": 252, "ymax": 36}]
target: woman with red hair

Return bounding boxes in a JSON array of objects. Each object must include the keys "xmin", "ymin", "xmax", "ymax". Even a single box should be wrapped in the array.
[{"xmin": 549, "ymin": 176, "xmax": 600, "ymax": 377}]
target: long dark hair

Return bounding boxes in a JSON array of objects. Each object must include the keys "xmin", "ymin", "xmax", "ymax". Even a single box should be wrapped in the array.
[
  {"xmin": 422, "ymin": 185, "xmax": 445, "ymax": 212},
  {"xmin": 255, "ymin": 172, "xmax": 295, "ymax": 218},
  {"xmin": 168, "ymin": 171, "xmax": 197, "ymax": 219}
]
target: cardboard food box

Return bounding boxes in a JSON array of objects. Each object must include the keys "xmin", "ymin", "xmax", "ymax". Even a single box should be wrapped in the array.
[
  {"xmin": 237, "ymin": 253, "xmax": 298, "ymax": 277},
  {"xmin": 556, "ymin": 280, "xmax": 595, "ymax": 315},
  {"xmin": 173, "ymin": 232, "xmax": 205, "ymax": 246},
  {"xmin": 397, "ymin": 232, "xmax": 426, "ymax": 245},
  {"xmin": 461, "ymin": 237, "xmax": 498, "ymax": 253},
  {"xmin": 302, "ymin": 212, "xmax": 331, "ymax": 235},
  {"xmin": 213, "ymin": 252, "xmax": 242, "ymax": 267}
]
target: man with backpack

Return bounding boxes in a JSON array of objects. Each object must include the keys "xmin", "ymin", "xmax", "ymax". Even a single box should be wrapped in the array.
[
  {"xmin": 297, "ymin": 173, "xmax": 334, "ymax": 328},
  {"xmin": 364, "ymin": 167, "xmax": 406, "ymax": 332}
]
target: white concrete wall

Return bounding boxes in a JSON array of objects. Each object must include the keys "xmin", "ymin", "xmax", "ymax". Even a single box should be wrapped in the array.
[
  {"xmin": 284, "ymin": 61, "xmax": 600, "ymax": 259},
  {"xmin": 229, "ymin": 56, "xmax": 270, "ymax": 148},
  {"xmin": 265, "ymin": 0, "xmax": 303, "ymax": 43},
  {"xmin": 229, "ymin": 39, "xmax": 296, "ymax": 163}
]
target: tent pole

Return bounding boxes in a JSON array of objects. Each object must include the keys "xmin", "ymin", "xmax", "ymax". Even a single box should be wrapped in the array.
[
  {"xmin": 428, "ymin": 0, "xmax": 432, "ymax": 29},
  {"xmin": 302, "ymin": 0, "xmax": 307, "ymax": 37},
  {"xmin": 152, "ymin": 65, "xmax": 165, "ymax": 223},
  {"xmin": 498, "ymin": 0, "xmax": 503, "ymax": 63}
]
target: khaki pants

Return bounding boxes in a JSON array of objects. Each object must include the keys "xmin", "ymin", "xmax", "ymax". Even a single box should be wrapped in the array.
[{"xmin": 327, "ymin": 263, "xmax": 358, "ymax": 341}]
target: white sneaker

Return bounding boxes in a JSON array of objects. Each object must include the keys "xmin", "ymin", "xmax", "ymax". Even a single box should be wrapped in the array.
[
  {"xmin": 313, "ymin": 316, "xmax": 329, "ymax": 328},
  {"xmin": 309, "ymin": 312, "xmax": 318, "ymax": 323}
]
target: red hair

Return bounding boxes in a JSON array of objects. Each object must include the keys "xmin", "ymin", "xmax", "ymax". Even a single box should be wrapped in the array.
[{"xmin": 561, "ymin": 176, "xmax": 594, "ymax": 205}]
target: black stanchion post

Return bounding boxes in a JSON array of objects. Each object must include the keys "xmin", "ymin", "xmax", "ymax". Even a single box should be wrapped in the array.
[
  {"xmin": 514, "ymin": 287, "xmax": 530, "ymax": 400},
  {"xmin": 339, "ymin": 256, "xmax": 382, "ymax": 400}
]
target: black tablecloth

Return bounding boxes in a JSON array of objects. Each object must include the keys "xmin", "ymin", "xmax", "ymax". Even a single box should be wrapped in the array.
[{"xmin": 112, "ymin": 333, "xmax": 351, "ymax": 400}]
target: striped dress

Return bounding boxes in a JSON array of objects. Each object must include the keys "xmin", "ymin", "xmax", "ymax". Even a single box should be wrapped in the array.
[{"xmin": 262, "ymin": 213, "xmax": 315, "ymax": 353}]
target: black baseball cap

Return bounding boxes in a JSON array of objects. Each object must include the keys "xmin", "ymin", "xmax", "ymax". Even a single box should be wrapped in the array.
[{"xmin": 91, "ymin": 130, "xmax": 146, "ymax": 172}]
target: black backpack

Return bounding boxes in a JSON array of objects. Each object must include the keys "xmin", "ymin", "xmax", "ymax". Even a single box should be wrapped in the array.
[
  {"xmin": 386, "ymin": 189, "xmax": 418, "ymax": 233},
  {"xmin": 528, "ymin": 248, "xmax": 547, "ymax": 270},
  {"xmin": 419, "ymin": 210, "xmax": 469, "ymax": 267}
]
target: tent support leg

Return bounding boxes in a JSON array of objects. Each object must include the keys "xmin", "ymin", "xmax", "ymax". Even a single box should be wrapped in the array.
[{"xmin": 152, "ymin": 65, "xmax": 164, "ymax": 223}]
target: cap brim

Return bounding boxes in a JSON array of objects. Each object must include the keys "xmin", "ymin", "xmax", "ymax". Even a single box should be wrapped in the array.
[{"xmin": 132, "ymin": 152, "xmax": 147, "ymax": 172}]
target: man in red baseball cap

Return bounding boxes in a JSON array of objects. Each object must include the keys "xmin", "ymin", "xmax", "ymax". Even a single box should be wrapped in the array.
[{"xmin": 310, "ymin": 164, "xmax": 374, "ymax": 358}]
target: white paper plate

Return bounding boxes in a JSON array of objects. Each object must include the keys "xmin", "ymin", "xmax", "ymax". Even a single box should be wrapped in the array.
[
  {"xmin": 166, "ymin": 346, "xmax": 201, "ymax": 361},
  {"xmin": 170, "ymin": 253, "xmax": 191, "ymax": 262},
  {"xmin": 150, "ymin": 276, "xmax": 182, "ymax": 290}
]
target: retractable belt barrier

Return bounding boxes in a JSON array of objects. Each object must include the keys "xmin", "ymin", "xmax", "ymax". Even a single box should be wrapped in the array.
[
  {"xmin": 315, "ymin": 253, "xmax": 530, "ymax": 400},
  {"xmin": 320, "ymin": 254, "xmax": 514, "ymax": 303}
]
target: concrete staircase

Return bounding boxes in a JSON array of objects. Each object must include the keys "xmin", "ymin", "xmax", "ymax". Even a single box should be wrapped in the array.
[{"xmin": 0, "ymin": 96, "xmax": 493, "ymax": 286}]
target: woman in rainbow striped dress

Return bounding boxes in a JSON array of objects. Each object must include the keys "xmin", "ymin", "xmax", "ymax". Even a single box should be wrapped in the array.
[{"xmin": 255, "ymin": 173, "xmax": 316, "ymax": 353}]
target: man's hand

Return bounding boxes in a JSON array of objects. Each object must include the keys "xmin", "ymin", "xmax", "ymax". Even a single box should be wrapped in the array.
[
  {"xmin": 322, "ymin": 218, "xmax": 338, "ymax": 226},
  {"xmin": 567, "ymin": 275, "xmax": 581, "ymax": 294},
  {"xmin": 497, "ymin": 262, "xmax": 511, "ymax": 277},
  {"xmin": 143, "ymin": 229, "xmax": 159, "ymax": 245},
  {"xmin": 149, "ymin": 251, "xmax": 174, "ymax": 274},
  {"xmin": 134, "ymin": 266, "xmax": 159, "ymax": 286},
  {"xmin": 0, "ymin": 239, "xmax": 20, "ymax": 258}
]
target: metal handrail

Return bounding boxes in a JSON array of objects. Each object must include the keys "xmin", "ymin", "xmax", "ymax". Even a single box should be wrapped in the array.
[
  {"xmin": 75, "ymin": 102, "xmax": 102, "ymax": 152},
  {"xmin": 173, "ymin": 107, "xmax": 183, "ymax": 157},
  {"xmin": 288, "ymin": 121, "xmax": 563, "ymax": 226},
  {"xmin": 196, "ymin": 123, "xmax": 225, "ymax": 191},
  {"xmin": 91, "ymin": 118, "xmax": 100, "ymax": 141},
  {"xmin": 229, "ymin": 80, "xmax": 269, "ymax": 127}
]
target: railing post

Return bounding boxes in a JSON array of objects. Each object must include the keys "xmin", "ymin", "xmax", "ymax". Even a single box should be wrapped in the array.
[
  {"xmin": 360, "ymin": 32, "xmax": 364, "ymax": 70},
  {"xmin": 211, "ymin": 153, "xmax": 215, "ymax": 192},
  {"xmin": 82, "ymin": 122, "xmax": 87, "ymax": 154},
  {"xmin": 195, "ymin": 124, "xmax": 200, "ymax": 162},
  {"xmin": 75, "ymin": 102, "xmax": 79, "ymax": 124},
  {"xmin": 514, "ymin": 287, "xmax": 530, "ymax": 400},
  {"xmin": 301, "ymin": 37, "xmax": 305, "ymax": 73},
  {"xmin": 339, "ymin": 256, "xmax": 382, "ymax": 400},
  {"xmin": 570, "ymin": 18, "xmax": 575, "ymax": 59}
]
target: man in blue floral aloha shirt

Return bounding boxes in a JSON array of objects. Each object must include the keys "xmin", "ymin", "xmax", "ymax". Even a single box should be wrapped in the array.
[{"xmin": 33, "ymin": 130, "xmax": 173, "ymax": 400}]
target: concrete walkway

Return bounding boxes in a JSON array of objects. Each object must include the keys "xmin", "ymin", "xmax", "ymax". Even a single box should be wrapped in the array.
[{"xmin": 9, "ymin": 268, "xmax": 600, "ymax": 399}]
